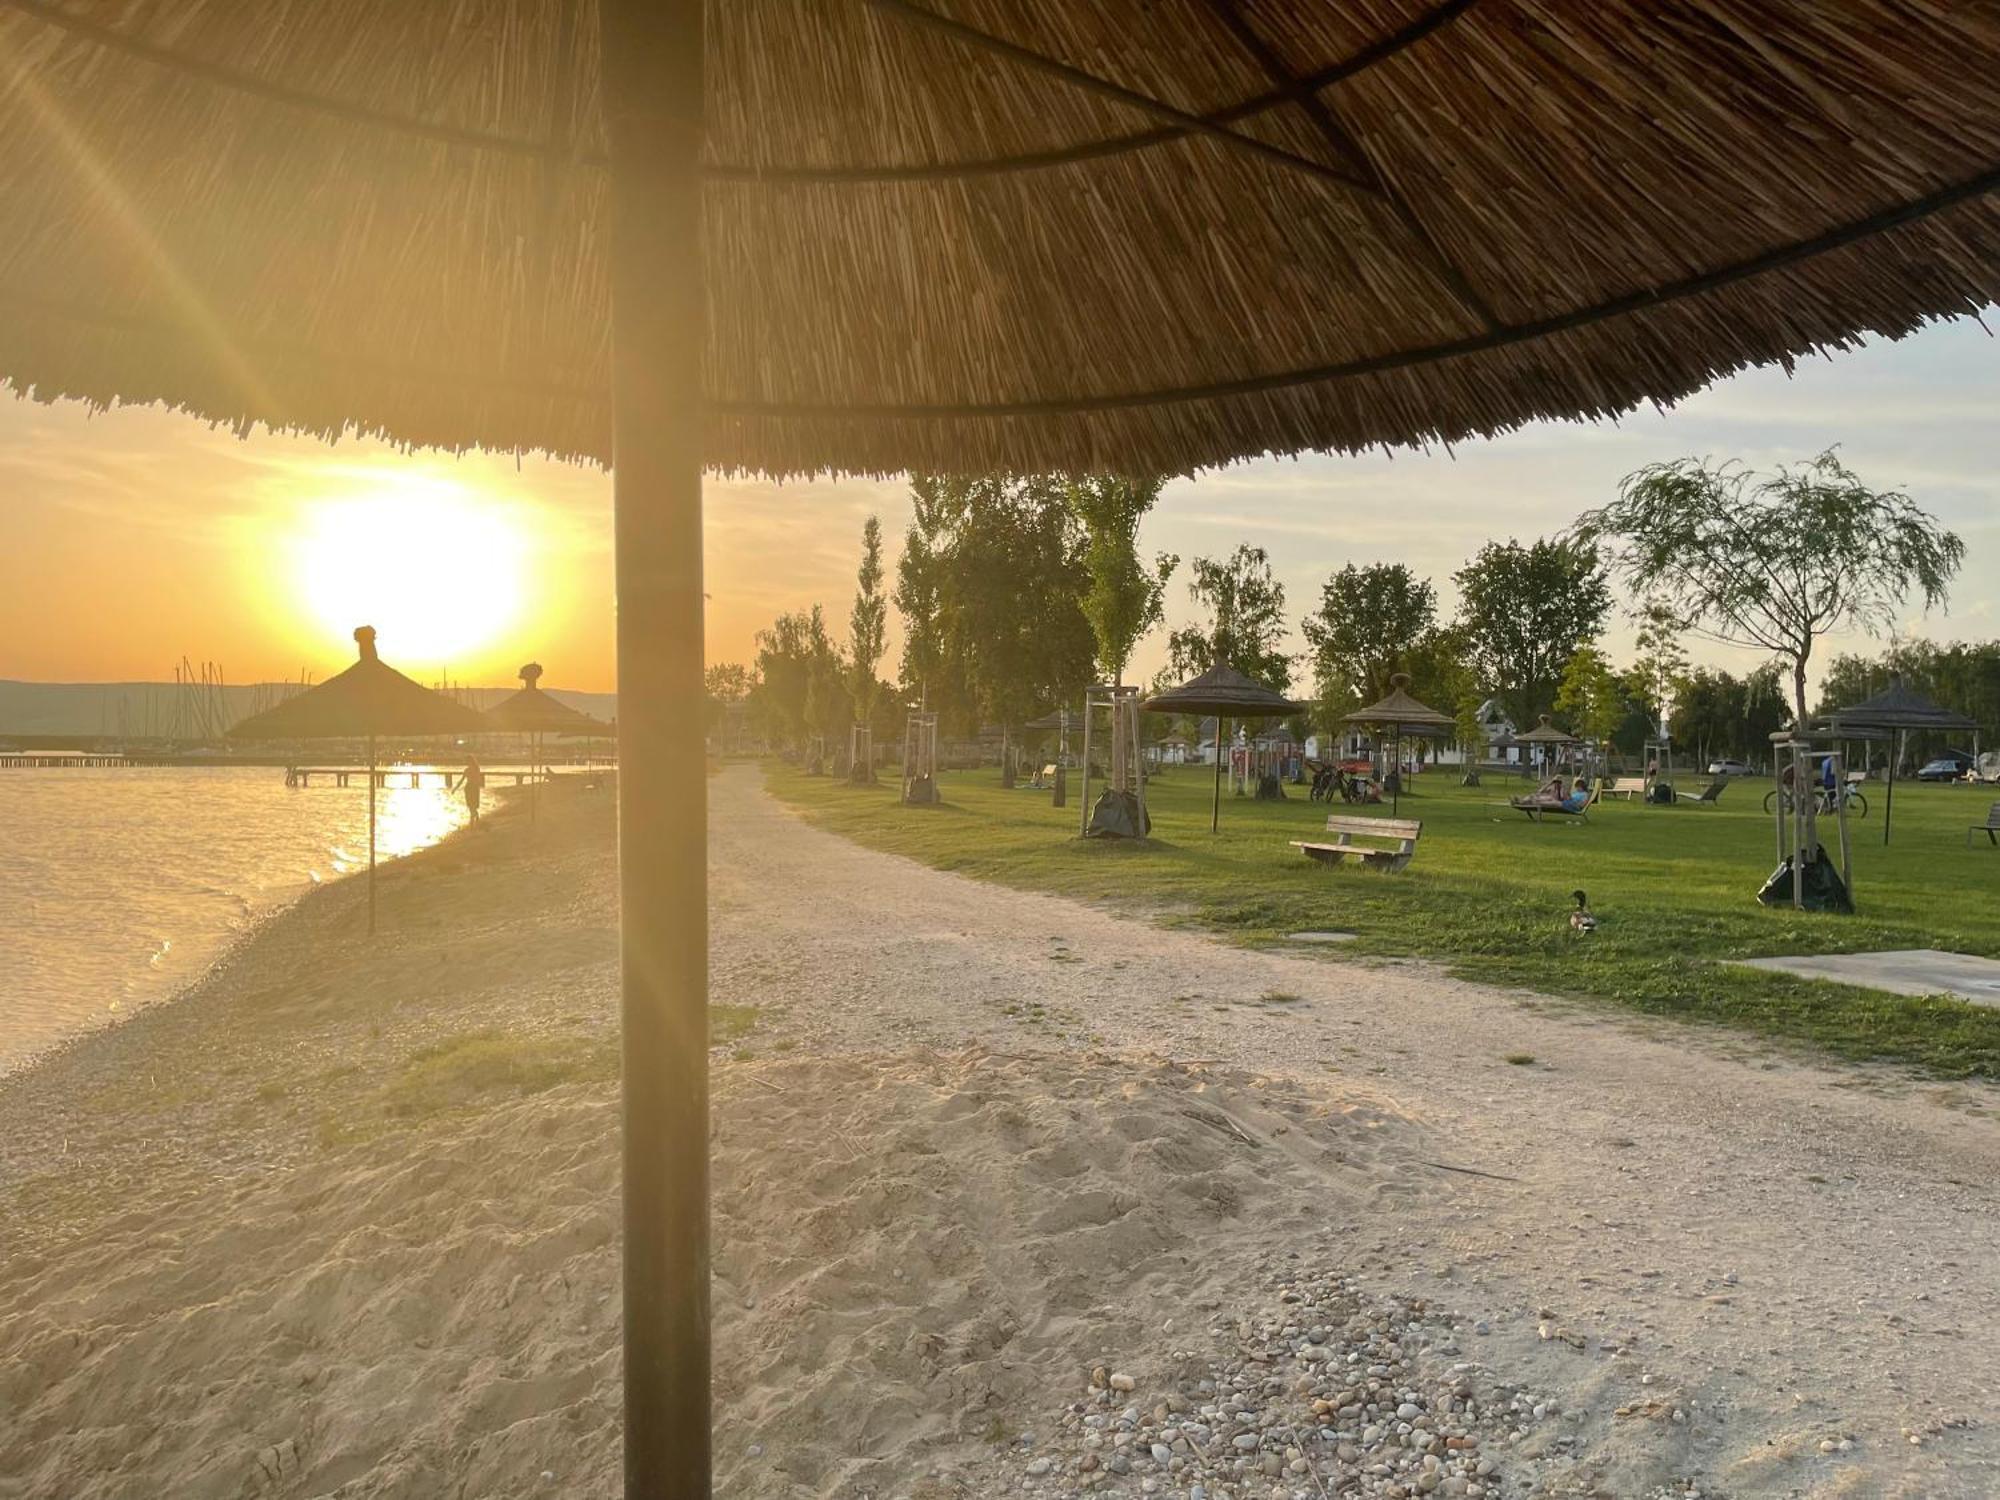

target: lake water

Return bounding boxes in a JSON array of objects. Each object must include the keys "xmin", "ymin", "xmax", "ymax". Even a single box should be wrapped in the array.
[{"xmin": 1, "ymin": 766, "xmax": 471, "ymax": 1073}]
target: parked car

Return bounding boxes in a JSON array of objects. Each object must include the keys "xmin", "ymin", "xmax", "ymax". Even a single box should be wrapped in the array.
[
  {"xmin": 1916, "ymin": 755, "xmax": 1972, "ymax": 782},
  {"xmin": 1707, "ymin": 758, "xmax": 1754, "ymax": 777}
]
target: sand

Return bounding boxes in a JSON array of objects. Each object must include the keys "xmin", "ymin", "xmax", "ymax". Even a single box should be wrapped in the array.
[{"xmin": 3, "ymin": 764, "xmax": 1997, "ymax": 1498}]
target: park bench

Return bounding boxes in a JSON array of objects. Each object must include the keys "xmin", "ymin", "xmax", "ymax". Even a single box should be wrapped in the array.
[
  {"xmin": 1968, "ymin": 802, "xmax": 2000, "ymax": 847},
  {"xmin": 1604, "ymin": 777, "xmax": 1648, "ymax": 800},
  {"xmin": 1292, "ymin": 815, "xmax": 1423, "ymax": 872}
]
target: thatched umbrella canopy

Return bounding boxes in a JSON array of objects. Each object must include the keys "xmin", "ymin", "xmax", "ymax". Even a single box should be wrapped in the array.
[
  {"xmin": 1818, "ymin": 677, "xmax": 1977, "ymax": 845},
  {"xmin": 229, "ymin": 626, "xmax": 487, "ymax": 931},
  {"xmin": 1144, "ymin": 663, "xmax": 1304, "ymax": 831},
  {"xmin": 1343, "ymin": 673, "xmax": 1452, "ymax": 812},
  {"xmin": 484, "ymin": 662, "xmax": 609, "ymax": 826},
  {"xmin": 484, "ymin": 662, "xmax": 609, "ymax": 736},
  {"xmin": 11, "ymin": 6, "xmax": 2000, "ymax": 1490}
]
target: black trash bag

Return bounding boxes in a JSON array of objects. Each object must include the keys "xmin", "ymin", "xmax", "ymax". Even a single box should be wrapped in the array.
[
  {"xmin": 1649, "ymin": 781, "xmax": 1676, "ymax": 804},
  {"xmin": 1756, "ymin": 848, "xmax": 1854, "ymax": 914},
  {"xmin": 1084, "ymin": 788, "xmax": 1150, "ymax": 838}
]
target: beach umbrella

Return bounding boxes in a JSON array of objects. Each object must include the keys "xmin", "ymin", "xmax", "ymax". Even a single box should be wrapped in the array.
[
  {"xmin": 1513, "ymin": 713, "xmax": 1580, "ymax": 784},
  {"xmin": 484, "ymin": 662, "xmax": 609, "ymax": 826},
  {"xmin": 229, "ymin": 626, "xmax": 488, "ymax": 932},
  {"xmin": 1817, "ymin": 677, "xmax": 1977, "ymax": 845},
  {"xmin": 1143, "ymin": 664, "xmax": 1305, "ymax": 832},
  {"xmin": 10, "ymin": 7, "xmax": 2000, "ymax": 1491},
  {"xmin": 1343, "ymin": 674, "xmax": 1452, "ymax": 814}
]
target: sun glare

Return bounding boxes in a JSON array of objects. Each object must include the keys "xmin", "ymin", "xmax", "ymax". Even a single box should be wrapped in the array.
[{"xmin": 285, "ymin": 473, "xmax": 532, "ymax": 668}]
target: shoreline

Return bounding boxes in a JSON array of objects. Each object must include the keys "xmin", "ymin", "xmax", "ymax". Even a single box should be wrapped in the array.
[{"xmin": 0, "ymin": 778, "xmax": 519, "ymax": 1086}]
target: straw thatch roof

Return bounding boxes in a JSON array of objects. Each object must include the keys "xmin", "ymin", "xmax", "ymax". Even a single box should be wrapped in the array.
[
  {"xmin": 1343, "ymin": 674, "xmax": 1451, "ymax": 730},
  {"xmin": 229, "ymin": 627, "xmax": 488, "ymax": 740},
  {"xmin": 7, "ymin": 3, "xmax": 2000, "ymax": 477},
  {"xmin": 1817, "ymin": 677, "xmax": 1976, "ymax": 733},
  {"xmin": 484, "ymin": 662, "xmax": 610, "ymax": 735},
  {"xmin": 1144, "ymin": 663, "xmax": 1303, "ymax": 718},
  {"xmin": 1513, "ymin": 714, "xmax": 1578, "ymax": 745}
]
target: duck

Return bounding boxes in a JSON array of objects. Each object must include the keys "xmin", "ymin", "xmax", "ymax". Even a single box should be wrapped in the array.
[{"xmin": 1569, "ymin": 890, "xmax": 1597, "ymax": 933}]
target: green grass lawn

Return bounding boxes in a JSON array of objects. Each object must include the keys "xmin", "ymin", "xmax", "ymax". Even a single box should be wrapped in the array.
[{"xmin": 767, "ymin": 761, "xmax": 2000, "ymax": 1078}]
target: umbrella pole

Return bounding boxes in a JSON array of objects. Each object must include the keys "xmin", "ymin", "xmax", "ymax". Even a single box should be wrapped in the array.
[
  {"xmin": 1884, "ymin": 728, "xmax": 1898, "ymax": 846},
  {"xmin": 367, "ymin": 732, "xmax": 377, "ymax": 936},
  {"xmin": 603, "ymin": 3, "xmax": 710, "ymax": 1495},
  {"xmin": 1212, "ymin": 719, "xmax": 1224, "ymax": 833}
]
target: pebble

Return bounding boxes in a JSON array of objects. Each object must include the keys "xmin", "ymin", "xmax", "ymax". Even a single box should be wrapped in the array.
[{"xmin": 1109, "ymin": 1372, "xmax": 1137, "ymax": 1393}]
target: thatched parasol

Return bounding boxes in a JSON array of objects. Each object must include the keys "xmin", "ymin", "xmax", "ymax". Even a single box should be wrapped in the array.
[
  {"xmin": 1512, "ymin": 712, "xmax": 1579, "ymax": 778},
  {"xmin": 1144, "ymin": 663, "xmax": 1304, "ymax": 832},
  {"xmin": 1818, "ymin": 677, "xmax": 1977, "ymax": 845},
  {"xmin": 1343, "ymin": 673, "xmax": 1452, "ymax": 813},
  {"xmin": 229, "ymin": 626, "xmax": 487, "ymax": 931},
  {"xmin": 11, "ymin": 6, "xmax": 2000, "ymax": 1490},
  {"xmin": 484, "ymin": 662, "xmax": 609, "ymax": 825}
]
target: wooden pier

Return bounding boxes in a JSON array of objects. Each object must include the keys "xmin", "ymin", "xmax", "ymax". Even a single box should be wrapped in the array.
[{"xmin": 285, "ymin": 765, "xmax": 546, "ymax": 789}]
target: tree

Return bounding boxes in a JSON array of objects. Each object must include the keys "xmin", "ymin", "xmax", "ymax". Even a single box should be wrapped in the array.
[
  {"xmin": 754, "ymin": 608, "xmax": 833, "ymax": 749},
  {"xmin": 1627, "ymin": 597, "xmax": 1690, "ymax": 738},
  {"xmin": 893, "ymin": 475, "xmax": 1096, "ymax": 743},
  {"xmin": 1453, "ymin": 537, "xmax": 1610, "ymax": 730},
  {"xmin": 848, "ymin": 514, "xmax": 887, "ymax": 726},
  {"xmin": 1574, "ymin": 450, "xmax": 1964, "ymax": 730},
  {"xmin": 1063, "ymin": 476, "xmax": 1176, "ymax": 687},
  {"xmin": 703, "ymin": 661, "xmax": 753, "ymax": 736},
  {"xmin": 1165, "ymin": 544, "xmax": 1291, "ymax": 692},
  {"xmin": 1300, "ymin": 563, "xmax": 1437, "ymax": 713},
  {"xmin": 1553, "ymin": 645, "xmax": 1624, "ymax": 746},
  {"xmin": 894, "ymin": 477, "xmax": 959, "ymax": 713}
]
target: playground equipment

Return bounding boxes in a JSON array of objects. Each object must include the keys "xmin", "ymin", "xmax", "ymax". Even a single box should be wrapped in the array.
[
  {"xmin": 901, "ymin": 710, "xmax": 939, "ymax": 805},
  {"xmin": 847, "ymin": 723, "xmax": 873, "ymax": 783},
  {"xmin": 1078, "ymin": 684, "xmax": 1148, "ymax": 838},
  {"xmin": 1758, "ymin": 736, "xmax": 1853, "ymax": 913},
  {"xmin": 1642, "ymin": 735, "xmax": 1677, "ymax": 803}
]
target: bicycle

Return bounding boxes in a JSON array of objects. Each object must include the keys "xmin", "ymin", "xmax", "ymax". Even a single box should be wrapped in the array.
[{"xmin": 1763, "ymin": 783, "xmax": 1868, "ymax": 819}]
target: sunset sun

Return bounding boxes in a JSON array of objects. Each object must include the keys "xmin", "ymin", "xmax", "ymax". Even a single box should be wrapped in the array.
[{"xmin": 285, "ymin": 474, "xmax": 532, "ymax": 667}]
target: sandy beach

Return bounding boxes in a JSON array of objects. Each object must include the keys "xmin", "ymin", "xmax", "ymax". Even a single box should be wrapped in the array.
[{"xmin": 4, "ymin": 763, "xmax": 1998, "ymax": 1499}]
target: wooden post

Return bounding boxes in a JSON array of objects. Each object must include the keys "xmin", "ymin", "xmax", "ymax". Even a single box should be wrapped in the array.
[
  {"xmin": 367, "ymin": 732, "xmax": 377, "ymax": 935},
  {"xmin": 602, "ymin": 1, "xmax": 710, "ymax": 1495}
]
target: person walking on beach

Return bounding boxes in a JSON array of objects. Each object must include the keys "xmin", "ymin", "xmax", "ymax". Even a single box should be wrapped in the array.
[{"xmin": 462, "ymin": 754, "xmax": 486, "ymax": 823}]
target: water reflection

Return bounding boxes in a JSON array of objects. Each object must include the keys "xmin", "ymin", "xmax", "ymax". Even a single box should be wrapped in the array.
[{"xmin": 372, "ymin": 777, "xmax": 470, "ymax": 861}]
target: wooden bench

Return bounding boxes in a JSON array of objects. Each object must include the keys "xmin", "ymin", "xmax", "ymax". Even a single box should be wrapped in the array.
[
  {"xmin": 1603, "ymin": 777, "xmax": 1648, "ymax": 800},
  {"xmin": 1968, "ymin": 802, "xmax": 2000, "ymax": 847},
  {"xmin": 1292, "ymin": 815, "xmax": 1422, "ymax": 872}
]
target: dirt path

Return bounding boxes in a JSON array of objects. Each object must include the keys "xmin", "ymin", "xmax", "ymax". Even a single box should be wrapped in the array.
[{"xmin": 715, "ymin": 765, "xmax": 2000, "ymax": 1497}]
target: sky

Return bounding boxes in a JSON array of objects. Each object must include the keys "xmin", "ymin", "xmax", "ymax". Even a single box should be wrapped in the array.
[{"xmin": 3, "ymin": 315, "xmax": 1997, "ymax": 698}]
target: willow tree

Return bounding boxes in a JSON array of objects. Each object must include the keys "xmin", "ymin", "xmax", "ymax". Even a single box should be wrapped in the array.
[
  {"xmin": 1063, "ymin": 476, "xmax": 1176, "ymax": 688},
  {"xmin": 1575, "ymin": 451, "xmax": 1964, "ymax": 730}
]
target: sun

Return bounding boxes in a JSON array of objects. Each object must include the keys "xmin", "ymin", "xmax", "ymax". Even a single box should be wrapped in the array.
[{"xmin": 286, "ymin": 472, "xmax": 532, "ymax": 668}]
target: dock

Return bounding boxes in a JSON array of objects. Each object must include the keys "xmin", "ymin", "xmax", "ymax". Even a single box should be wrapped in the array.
[{"xmin": 285, "ymin": 765, "xmax": 551, "ymax": 789}]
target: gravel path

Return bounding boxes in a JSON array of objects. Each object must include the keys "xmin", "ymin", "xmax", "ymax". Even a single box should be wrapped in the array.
[{"xmin": 713, "ymin": 765, "xmax": 2000, "ymax": 1497}]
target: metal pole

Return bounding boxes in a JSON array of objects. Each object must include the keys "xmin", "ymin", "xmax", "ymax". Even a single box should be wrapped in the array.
[
  {"xmin": 1390, "ymin": 726, "xmax": 1401, "ymax": 815},
  {"xmin": 1884, "ymin": 729, "xmax": 1898, "ymax": 846},
  {"xmin": 602, "ymin": 1, "xmax": 710, "ymax": 1493},
  {"xmin": 367, "ymin": 732, "xmax": 377, "ymax": 935},
  {"xmin": 1212, "ymin": 718, "xmax": 1225, "ymax": 832}
]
